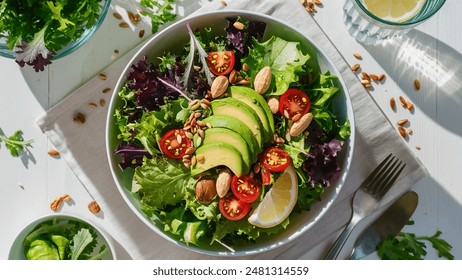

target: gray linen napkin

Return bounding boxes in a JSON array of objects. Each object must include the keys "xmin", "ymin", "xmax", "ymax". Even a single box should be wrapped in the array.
[{"xmin": 37, "ymin": 0, "xmax": 428, "ymax": 259}]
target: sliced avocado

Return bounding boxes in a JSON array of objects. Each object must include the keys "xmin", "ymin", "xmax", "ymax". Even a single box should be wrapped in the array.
[
  {"xmin": 228, "ymin": 86, "xmax": 275, "ymax": 143},
  {"xmin": 202, "ymin": 115, "xmax": 259, "ymax": 161},
  {"xmin": 191, "ymin": 143, "xmax": 247, "ymax": 177},
  {"xmin": 210, "ymin": 98, "xmax": 264, "ymax": 150},
  {"xmin": 201, "ymin": 127, "xmax": 252, "ymax": 171}
]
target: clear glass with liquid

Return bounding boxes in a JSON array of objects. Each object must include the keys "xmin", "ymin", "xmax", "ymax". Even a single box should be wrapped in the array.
[{"xmin": 343, "ymin": 0, "xmax": 446, "ymax": 45}]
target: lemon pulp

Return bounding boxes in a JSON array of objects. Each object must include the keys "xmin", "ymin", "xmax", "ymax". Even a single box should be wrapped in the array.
[
  {"xmin": 248, "ymin": 164, "xmax": 298, "ymax": 228},
  {"xmin": 362, "ymin": 0, "xmax": 427, "ymax": 23}
]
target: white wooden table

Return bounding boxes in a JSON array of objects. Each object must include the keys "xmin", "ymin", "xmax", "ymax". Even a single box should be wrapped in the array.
[{"xmin": 1, "ymin": 0, "xmax": 461, "ymax": 260}]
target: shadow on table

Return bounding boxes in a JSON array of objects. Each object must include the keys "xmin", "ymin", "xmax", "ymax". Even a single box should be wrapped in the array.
[
  {"xmin": 300, "ymin": 174, "xmax": 462, "ymax": 260},
  {"xmin": 362, "ymin": 29, "xmax": 462, "ymax": 137}
]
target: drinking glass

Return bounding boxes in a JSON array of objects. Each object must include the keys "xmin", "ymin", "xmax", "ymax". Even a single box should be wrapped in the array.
[{"xmin": 343, "ymin": 0, "xmax": 446, "ymax": 45}]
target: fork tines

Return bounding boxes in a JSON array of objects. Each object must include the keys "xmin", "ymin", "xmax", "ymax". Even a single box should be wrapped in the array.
[{"xmin": 362, "ymin": 153, "xmax": 406, "ymax": 197}]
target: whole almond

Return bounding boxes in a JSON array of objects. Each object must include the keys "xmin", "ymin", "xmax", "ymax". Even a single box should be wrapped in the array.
[
  {"xmin": 233, "ymin": 21, "xmax": 245, "ymax": 30},
  {"xmin": 88, "ymin": 200, "xmax": 101, "ymax": 214},
  {"xmin": 253, "ymin": 66, "xmax": 272, "ymax": 95},
  {"xmin": 216, "ymin": 168, "xmax": 232, "ymax": 197},
  {"xmin": 289, "ymin": 113, "xmax": 313, "ymax": 137},
  {"xmin": 267, "ymin": 97, "xmax": 279, "ymax": 114},
  {"xmin": 390, "ymin": 97, "xmax": 396, "ymax": 110},
  {"xmin": 48, "ymin": 149, "xmax": 60, "ymax": 156},
  {"xmin": 210, "ymin": 76, "xmax": 229, "ymax": 98},
  {"xmin": 228, "ymin": 70, "xmax": 238, "ymax": 84}
]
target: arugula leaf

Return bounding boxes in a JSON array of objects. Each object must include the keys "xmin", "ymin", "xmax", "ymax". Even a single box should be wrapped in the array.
[
  {"xmin": 140, "ymin": 0, "xmax": 177, "ymax": 34},
  {"xmin": 69, "ymin": 228, "xmax": 95, "ymax": 260},
  {"xmin": 0, "ymin": 129, "xmax": 34, "ymax": 157},
  {"xmin": 378, "ymin": 230, "xmax": 454, "ymax": 260},
  {"xmin": 242, "ymin": 36, "xmax": 310, "ymax": 96}
]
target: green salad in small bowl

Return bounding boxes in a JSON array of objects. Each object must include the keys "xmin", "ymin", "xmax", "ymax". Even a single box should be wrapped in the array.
[
  {"xmin": 0, "ymin": 0, "xmax": 111, "ymax": 72},
  {"xmin": 9, "ymin": 214, "xmax": 116, "ymax": 260},
  {"xmin": 106, "ymin": 10, "xmax": 355, "ymax": 256}
]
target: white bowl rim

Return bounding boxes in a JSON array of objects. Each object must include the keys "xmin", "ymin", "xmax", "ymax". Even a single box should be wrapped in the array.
[
  {"xmin": 105, "ymin": 9, "xmax": 356, "ymax": 257},
  {"xmin": 9, "ymin": 213, "xmax": 117, "ymax": 260}
]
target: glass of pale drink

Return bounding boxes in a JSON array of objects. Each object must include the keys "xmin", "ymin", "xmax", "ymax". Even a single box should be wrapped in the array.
[{"xmin": 344, "ymin": 0, "xmax": 446, "ymax": 45}]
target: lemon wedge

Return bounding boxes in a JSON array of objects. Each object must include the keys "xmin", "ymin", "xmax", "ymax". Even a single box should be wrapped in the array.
[
  {"xmin": 362, "ymin": 0, "xmax": 427, "ymax": 23},
  {"xmin": 248, "ymin": 164, "xmax": 298, "ymax": 228}
]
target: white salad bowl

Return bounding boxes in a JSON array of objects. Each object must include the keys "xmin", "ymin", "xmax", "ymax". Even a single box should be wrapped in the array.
[
  {"xmin": 106, "ymin": 10, "xmax": 355, "ymax": 257},
  {"xmin": 9, "ymin": 213, "xmax": 116, "ymax": 260}
]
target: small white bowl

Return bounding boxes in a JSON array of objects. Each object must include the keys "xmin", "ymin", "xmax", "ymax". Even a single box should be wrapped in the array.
[{"xmin": 9, "ymin": 213, "xmax": 116, "ymax": 260}]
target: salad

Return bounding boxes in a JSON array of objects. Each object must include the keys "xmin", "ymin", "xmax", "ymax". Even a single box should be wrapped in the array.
[
  {"xmin": 0, "ymin": 0, "xmax": 105, "ymax": 71},
  {"xmin": 22, "ymin": 218, "xmax": 109, "ymax": 260},
  {"xmin": 113, "ymin": 16, "xmax": 351, "ymax": 249}
]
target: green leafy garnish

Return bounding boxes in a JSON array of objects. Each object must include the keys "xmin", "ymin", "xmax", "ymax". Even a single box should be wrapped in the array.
[
  {"xmin": 0, "ymin": 129, "xmax": 34, "ymax": 157},
  {"xmin": 140, "ymin": 0, "xmax": 177, "ymax": 34},
  {"xmin": 378, "ymin": 230, "xmax": 454, "ymax": 260}
]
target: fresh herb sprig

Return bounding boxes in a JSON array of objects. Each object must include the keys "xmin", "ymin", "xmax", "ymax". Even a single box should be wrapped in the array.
[
  {"xmin": 378, "ymin": 221, "xmax": 454, "ymax": 260},
  {"xmin": 140, "ymin": 0, "xmax": 177, "ymax": 34},
  {"xmin": 0, "ymin": 129, "xmax": 34, "ymax": 157}
]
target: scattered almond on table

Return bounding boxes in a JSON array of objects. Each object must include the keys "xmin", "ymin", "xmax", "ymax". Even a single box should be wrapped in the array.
[
  {"xmin": 414, "ymin": 79, "xmax": 421, "ymax": 91},
  {"xmin": 48, "ymin": 149, "xmax": 60, "ymax": 156},
  {"xmin": 353, "ymin": 52, "xmax": 362, "ymax": 59},
  {"xmin": 88, "ymin": 200, "xmax": 101, "ymax": 214},
  {"xmin": 301, "ymin": 0, "xmax": 323, "ymax": 13},
  {"xmin": 50, "ymin": 194, "xmax": 72, "ymax": 212}
]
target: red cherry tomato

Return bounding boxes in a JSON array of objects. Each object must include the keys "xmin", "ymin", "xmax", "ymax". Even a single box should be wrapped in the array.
[
  {"xmin": 231, "ymin": 174, "xmax": 261, "ymax": 203},
  {"xmin": 159, "ymin": 129, "xmax": 191, "ymax": 159},
  {"xmin": 278, "ymin": 88, "xmax": 311, "ymax": 120},
  {"xmin": 206, "ymin": 50, "xmax": 235, "ymax": 76},
  {"xmin": 218, "ymin": 193, "xmax": 251, "ymax": 221},
  {"xmin": 259, "ymin": 147, "xmax": 291, "ymax": 172},
  {"xmin": 260, "ymin": 165, "xmax": 271, "ymax": 186}
]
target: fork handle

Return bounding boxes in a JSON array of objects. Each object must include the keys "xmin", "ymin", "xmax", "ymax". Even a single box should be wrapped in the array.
[{"xmin": 324, "ymin": 220, "xmax": 358, "ymax": 260}]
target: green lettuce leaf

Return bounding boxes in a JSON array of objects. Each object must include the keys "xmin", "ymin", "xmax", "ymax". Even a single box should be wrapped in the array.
[
  {"xmin": 133, "ymin": 156, "xmax": 197, "ymax": 208},
  {"xmin": 26, "ymin": 239, "xmax": 60, "ymax": 260},
  {"xmin": 212, "ymin": 217, "xmax": 290, "ymax": 244},
  {"xmin": 243, "ymin": 36, "xmax": 310, "ymax": 96}
]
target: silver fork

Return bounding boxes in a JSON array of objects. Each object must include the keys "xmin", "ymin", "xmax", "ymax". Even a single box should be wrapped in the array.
[{"xmin": 324, "ymin": 153, "xmax": 406, "ymax": 259}]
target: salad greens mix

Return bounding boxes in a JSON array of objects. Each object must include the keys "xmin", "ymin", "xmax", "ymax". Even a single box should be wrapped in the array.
[
  {"xmin": 113, "ymin": 16, "xmax": 351, "ymax": 248},
  {"xmin": 23, "ymin": 218, "xmax": 108, "ymax": 260},
  {"xmin": 0, "ymin": 0, "xmax": 105, "ymax": 71}
]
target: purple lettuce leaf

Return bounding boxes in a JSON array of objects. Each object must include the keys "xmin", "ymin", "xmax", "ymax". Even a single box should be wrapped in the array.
[
  {"xmin": 302, "ymin": 123, "xmax": 344, "ymax": 188},
  {"xmin": 225, "ymin": 17, "xmax": 266, "ymax": 55},
  {"xmin": 115, "ymin": 144, "xmax": 151, "ymax": 170},
  {"xmin": 126, "ymin": 56, "xmax": 183, "ymax": 111},
  {"xmin": 15, "ymin": 36, "xmax": 54, "ymax": 72}
]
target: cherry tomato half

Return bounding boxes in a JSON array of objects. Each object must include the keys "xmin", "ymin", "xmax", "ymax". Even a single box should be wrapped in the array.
[
  {"xmin": 206, "ymin": 50, "xmax": 235, "ymax": 76},
  {"xmin": 278, "ymin": 88, "xmax": 311, "ymax": 120},
  {"xmin": 259, "ymin": 147, "xmax": 291, "ymax": 172},
  {"xmin": 218, "ymin": 193, "xmax": 251, "ymax": 221},
  {"xmin": 231, "ymin": 174, "xmax": 261, "ymax": 203},
  {"xmin": 260, "ymin": 165, "xmax": 271, "ymax": 186},
  {"xmin": 159, "ymin": 129, "xmax": 191, "ymax": 159}
]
